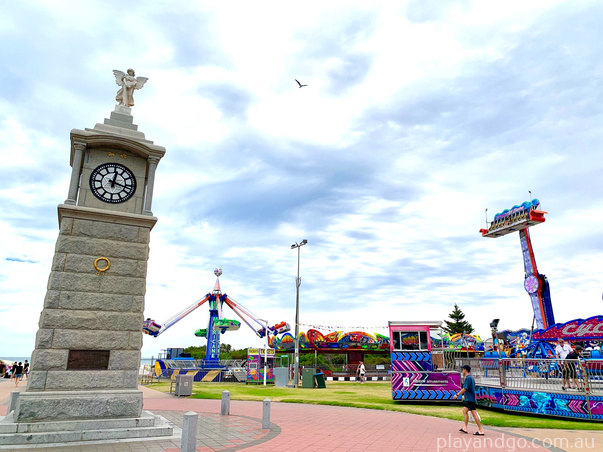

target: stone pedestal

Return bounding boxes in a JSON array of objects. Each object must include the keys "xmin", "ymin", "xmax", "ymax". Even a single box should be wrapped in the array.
[
  {"xmin": 0, "ymin": 408, "xmax": 174, "ymax": 446},
  {"xmin": 17, "ymin": 206, "xmax": 154, "ymax": 423},
  {"xmin": 89, "ymin": 105, "xmax": 153, "ymax": 142},
  {"xmin": 15, "ymin": 390, "xmax": 142, "ymax": 423}
]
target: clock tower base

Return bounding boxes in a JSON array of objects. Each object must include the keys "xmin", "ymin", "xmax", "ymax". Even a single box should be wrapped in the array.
[
  {"xmin": 0, "ymin": 206, "xmax": 174, "ymax": 444},
  {"xmin": 0, "ymin": 403, "xmax": 173, "ymax": 446}
]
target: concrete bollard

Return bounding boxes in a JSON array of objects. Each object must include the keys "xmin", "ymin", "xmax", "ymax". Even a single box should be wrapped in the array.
[
  {"xmin": 8, "ymin": 391, "xmax": 19, "ymax": 413},
  {"xmin": 181, "ymin": 411, "xmax": 198, "ymax": 452},
  {"xmin": 262, "ymin": 398, "xmax": 271, "ymax": 430},
  {"xmin": 221, "ymin": 390, "xmax": 230, "ymax": 415}
]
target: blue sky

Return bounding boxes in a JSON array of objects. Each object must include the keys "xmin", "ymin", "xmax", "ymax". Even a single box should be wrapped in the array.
[{"xmin": 1, "ymin": 1, "xmax": 603, "ymax": 358}]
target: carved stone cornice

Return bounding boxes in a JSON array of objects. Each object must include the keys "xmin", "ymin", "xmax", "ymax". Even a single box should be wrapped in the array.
[
  {"xmin": 58, "ymin": 204, "xmax": 158, "ymax": 230},
  {"xmin": 70, "ymin": 128, "xmax": 166, "ymax": 166}
]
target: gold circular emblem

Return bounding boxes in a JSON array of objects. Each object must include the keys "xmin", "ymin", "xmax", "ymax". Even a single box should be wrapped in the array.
[{"xmin": 94, "ymin": 257, "xmax": 111, "ymax": 273}]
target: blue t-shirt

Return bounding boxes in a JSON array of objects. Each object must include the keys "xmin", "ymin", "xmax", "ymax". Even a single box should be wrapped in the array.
[{"xmin": 462, "ymin": 374, "xmax": 476, "ymax": 402}]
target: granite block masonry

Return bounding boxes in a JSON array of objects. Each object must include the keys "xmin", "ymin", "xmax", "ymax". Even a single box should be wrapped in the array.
[
  {"xmin": 17, "ymin": 213, "xmax": 155, "ymax": 421},
  {"xmin": 0, "ymin": 83, "xmax": 172, "ymax": 445}
]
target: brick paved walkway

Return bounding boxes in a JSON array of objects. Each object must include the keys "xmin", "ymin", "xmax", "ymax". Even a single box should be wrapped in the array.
[{"xmin": 2, "ymin": 379, "xmax": 603, "ymax": 451}]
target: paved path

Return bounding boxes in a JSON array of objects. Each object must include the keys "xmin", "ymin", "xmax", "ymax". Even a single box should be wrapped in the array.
[
  {"xmin": 0, "ymin": 375, "xmax": 24, "ymax": 416},
  {"xmin": 1, "ymin": 379, "xmax": 602, "ymax": 451}
]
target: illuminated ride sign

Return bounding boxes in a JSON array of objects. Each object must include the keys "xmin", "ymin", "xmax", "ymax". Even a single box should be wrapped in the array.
[{"xmin": 532, "ymin": 316, "xmax": 603, "ymax": 341}]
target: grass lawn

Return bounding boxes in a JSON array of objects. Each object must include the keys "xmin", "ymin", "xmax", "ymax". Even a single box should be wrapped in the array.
[{"xmin": 146, "ymin": 381, "xmax": 602, "ymax": 430}]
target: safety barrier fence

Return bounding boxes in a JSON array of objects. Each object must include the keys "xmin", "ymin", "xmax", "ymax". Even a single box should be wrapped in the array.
[
  {"xmin": 453, "ymin": 357, "xmax": 603, "ymax": 396},
  {"xmin": 143, "ymin": 367, "xmax": 244, "ymax": 384},
  {"xmin": 145, "ymin": 359, "xmax": 394, "ymax": 381}
]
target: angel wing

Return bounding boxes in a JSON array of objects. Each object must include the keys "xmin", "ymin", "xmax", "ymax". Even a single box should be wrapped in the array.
[
  {"xmin": 113, "ymin": 70, "xmax": 126, "ymax": 86},
  {"xmin": 135, "ymin": 77, "xmax": 148, "ymax": 90}
]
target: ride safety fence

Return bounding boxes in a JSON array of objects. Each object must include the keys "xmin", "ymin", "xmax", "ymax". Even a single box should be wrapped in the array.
[{"xmin": 452, "ymin": 357, "xmax": 603, "ymax": 395}]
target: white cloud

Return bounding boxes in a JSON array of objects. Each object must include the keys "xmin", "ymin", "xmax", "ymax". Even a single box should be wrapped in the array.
[{"xmin": 1, "ymin": 0, "xmax": 602, "ymax": 359}]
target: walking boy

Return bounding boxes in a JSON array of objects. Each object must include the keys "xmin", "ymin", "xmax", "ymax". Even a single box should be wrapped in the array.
[{"xmin": 453, "ymin": 365, "xmax": 484, "ymax": 436}]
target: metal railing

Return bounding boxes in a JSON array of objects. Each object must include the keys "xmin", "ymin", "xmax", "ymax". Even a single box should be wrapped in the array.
[
  {"xmin": 453, "ymin": 357, "xmax": 603, "ymax": 395},
  {"xmin": 161, "ymin": 359, "xmax": 204, "ymax": 368},
  {"xmin": 219, "ymin": 359, "xmax": 246, "ymax": 368},
  {"xmin": 139, "ymin": 364, "xmax": 155, "ymax": 385},
  {"xmin": 441, "ymin": 350, "xmax": 482, "ymax": 370},
  {"xmin": 233, "ymin": 370, "xmax": 247, "ymax": 382}
]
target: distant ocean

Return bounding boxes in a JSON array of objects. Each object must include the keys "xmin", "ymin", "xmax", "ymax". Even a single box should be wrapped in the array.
[
  {"xmin": 1, "ymin": 357, "xmax": 31, "ymax": 364},
  {"xmin": 2, "ymin": 357, "xmax": 155, "ymax": 366}
]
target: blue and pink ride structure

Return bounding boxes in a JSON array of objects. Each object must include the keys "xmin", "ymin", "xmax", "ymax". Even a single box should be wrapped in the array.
[
  {"xmin": 475, "ymin": 199, "xmax": 603, "ymax": 421},
  {"xmin": 391, "ymin": 199, "xmax": 603, "ymax": 422}
]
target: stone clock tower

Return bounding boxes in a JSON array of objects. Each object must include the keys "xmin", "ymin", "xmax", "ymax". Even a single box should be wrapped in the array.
[{"xmin": 0, "ymin": 78, "xmax": 173, "ymax": 444}]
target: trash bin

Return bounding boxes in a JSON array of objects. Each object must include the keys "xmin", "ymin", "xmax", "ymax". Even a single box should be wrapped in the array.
[
  {"xmin": 175, "ymin": 374, "xmax": 193, "ymax": 396},
  {"xmin": 314, "ymin": 372, "xmax": 326, "ymax": 388},
  {"xmin": 301, "ymin": 368, "xmax": 315, "ymax": 388}
]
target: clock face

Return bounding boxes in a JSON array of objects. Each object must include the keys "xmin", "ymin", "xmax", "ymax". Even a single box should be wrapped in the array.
[
  {"xmin": 524, "ymin": 275, "xmax": 540, "ymax": 294},
  {"xmin": 89, "ymin": 163, "xmax": 137, "ymax": 203}
]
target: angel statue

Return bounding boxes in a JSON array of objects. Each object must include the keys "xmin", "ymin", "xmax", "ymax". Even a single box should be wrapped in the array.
[{"xmin": 113, "ymin": 68, "xmax": 148, "ymax": 107}]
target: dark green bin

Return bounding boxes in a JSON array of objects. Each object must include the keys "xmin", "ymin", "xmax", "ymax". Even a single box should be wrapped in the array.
[{"xmin": 314, "ymin": 372, "xmax": 326, "ymax": 388}]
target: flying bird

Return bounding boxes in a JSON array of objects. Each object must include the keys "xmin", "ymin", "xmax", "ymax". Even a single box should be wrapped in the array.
[{"xmin": 295, "ymin": 79, "xmax": 308, "ymax": 88}]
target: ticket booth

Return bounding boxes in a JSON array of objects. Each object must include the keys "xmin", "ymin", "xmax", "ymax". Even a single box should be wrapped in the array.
[
  {"xmin": 389, "ymin": 321, "xmax": 461, "ymax": 401},
  {"xmin": 247, "ymin": 348, "xmax": 275, "ymax": 384}
]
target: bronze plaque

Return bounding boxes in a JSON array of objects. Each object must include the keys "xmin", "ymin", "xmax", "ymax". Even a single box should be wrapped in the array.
[{"xmin": 67, "ymin": 350, "xmax": 110, "ymax": 370}]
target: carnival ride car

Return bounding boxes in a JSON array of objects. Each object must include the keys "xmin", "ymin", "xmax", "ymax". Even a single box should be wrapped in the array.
[
  {"xmin": 441, "ymin": 333, "xmax": 484, "ymax": 352},
  {"xmin": 271, "ymin": 329, "xmax": 390, "ymax": 351},
  {"xmin": 143, "ymin": 268, "xmax": 290, "ymax": 369}
]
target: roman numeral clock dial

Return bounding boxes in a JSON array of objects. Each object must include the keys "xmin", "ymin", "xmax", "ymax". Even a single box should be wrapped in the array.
[{"xmin": 89, "ymin": 163, "xmax": 137, "ymax": 203}]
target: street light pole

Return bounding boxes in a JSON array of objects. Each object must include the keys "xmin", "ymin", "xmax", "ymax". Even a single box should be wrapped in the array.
[
  {"xmin": 258, "ymin": 319, "xmax": 269, "ymax": 387},
  {"xmin": 291, "ymin": 239, "xmax": 307, "ymax": 389}
]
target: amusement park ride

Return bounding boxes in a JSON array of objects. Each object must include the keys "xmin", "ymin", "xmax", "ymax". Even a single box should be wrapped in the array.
[
  {"xmin": 479, "ymin": 199, "xmax": 555, "ymax": 357},
  {"xmin": 480, "ymin": 198, "xmax": 554, "ymax": 331},
  {"xmin": 390, "ymin": 198, "xmax": 603, "ymax": 422},
  {"xmin": 480, "ymin": 199, "xmax": 603, "ymax": 358},
  {"xmin": 142, "ymin": 268, "xmax": 290, "ymax": 368}
]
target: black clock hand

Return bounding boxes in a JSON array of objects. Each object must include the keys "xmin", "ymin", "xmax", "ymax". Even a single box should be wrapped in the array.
[
  {"xmin": 112, "ymin": 181, "xmax": 132, "ymax": 191},
  {"xmin": 111, "ymin": 171, "xmax": 118, "ymax": 188}
]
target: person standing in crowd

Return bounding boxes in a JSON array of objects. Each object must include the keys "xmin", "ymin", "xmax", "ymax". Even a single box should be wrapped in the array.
[
  {"xmin": 23, "ymin": 360, "xmax": 29, "ymax": 380},
  {"xmin": 13, "ymin": 362, "xmax": 23, "ymax": 387},
  {"xmin": 555, "ymin": 338, "xmax": 572, "ymax": 390},
  {"xmin": 453, "ymin": 365, "xmax": 485, "ymax": 436},
  {"xmin": 565, "ymin": 345, "xmax": 584, "ymax": 390}
]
